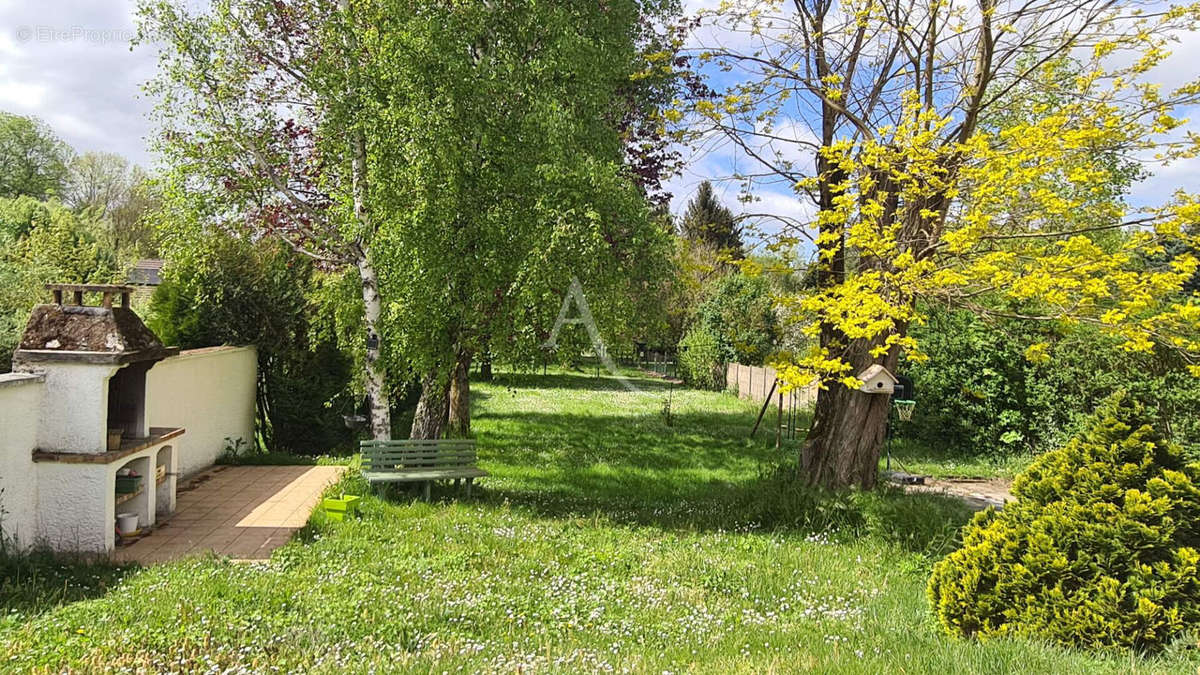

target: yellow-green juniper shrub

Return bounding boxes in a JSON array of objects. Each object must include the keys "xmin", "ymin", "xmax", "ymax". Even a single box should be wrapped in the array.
[{"xmin": 927, "ymin": 393, "xmax": 1200, "ymax": 652}]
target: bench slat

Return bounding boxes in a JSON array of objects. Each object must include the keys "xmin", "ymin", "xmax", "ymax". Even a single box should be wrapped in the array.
[
  {"xmin": 363, "ymin": 453, "xmax": 475, "ymax": 458},
  {"xmin": 361, "ymin": 450, "xmax": 477, "ymax": 457},
  {"xmin": 364, "ymin": 460, "xmax": 476, "ymax": 467},
  {"xmin": 362, "ymin": 441, "xmax": 475, "ymax": 446},
  {"xmin": 361, "ymin": 440, "xmax": 475, "ymax": 447},
  {"xmin": 362, "ymin": 450, "xmax": 476, "ymax": 456},
  {"xmin": 364, "ymin": 468, "xmax": 488, "ymax": 483},
  {"xmin": 364, "ymin": 450, "xmax": 473, "ymax": 456},
  {"xmin": 363, "ymin": 457, "xmax": 477, "ymax": 464}
]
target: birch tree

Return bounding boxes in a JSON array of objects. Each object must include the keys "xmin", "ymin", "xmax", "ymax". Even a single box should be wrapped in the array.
[{"xmin": 137, "ymin": 0, "xmax": 446, "ymax": 439}]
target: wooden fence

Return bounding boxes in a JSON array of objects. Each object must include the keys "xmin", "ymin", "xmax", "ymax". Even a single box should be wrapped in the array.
[{"xmin": 726, "ymin": 362, "xmax": 817, "ymax": 409}]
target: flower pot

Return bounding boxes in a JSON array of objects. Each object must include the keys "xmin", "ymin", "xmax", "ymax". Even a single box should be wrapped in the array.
[
  {"xmin": 322, "ymin": 495, "xmax": 361, "ymax": 522},
  {"xmin": 107, "ymin": 429, "xmax": 124, "ymax": 451},
  {"xmin": 116, "ymin": 513, "xmax": 138, "ymax": 535}
]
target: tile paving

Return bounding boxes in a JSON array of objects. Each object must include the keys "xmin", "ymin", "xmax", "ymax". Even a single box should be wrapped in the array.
[{"xmin": 112, "ymin": 464, "xmax": 345, "ymax": 564}]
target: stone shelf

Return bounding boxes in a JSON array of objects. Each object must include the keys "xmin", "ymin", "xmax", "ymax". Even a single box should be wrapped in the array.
[{"xmin": 32, "ymin": 427, "xmax": 184, "ymax": 465}]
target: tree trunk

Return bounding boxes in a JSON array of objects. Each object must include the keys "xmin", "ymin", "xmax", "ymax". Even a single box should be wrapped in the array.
[
  {"xmin": 447, "ymin": 347, "xmax": 472, "ymax": 437},
  {"xmin": 479, "ymin": 347, "xmax": 493, "ymax": 382},
  {"xmin": 357, "ymin": 253, "xmax": 392, "ymax": 440},
  {"xmin": 339, "ymin": 0, "xmax": 389, "ymax": 440},
  {"xmin": 799, "ymin": 29, "xmax": 882, "ymax": 489},
  {"xmin": 256, "ymin": 359, "xmax": 275, "ymax": 451},
  {"xmin": 801, "ymin": 383, "xmax": 892, "ymax": 489},
  {"xmin": 801, "ymin": 337, "xmax": 902, "ymax": 488},
  {"xmin": 410, "ymin": 369, "xmax": 450, "ymax": 440}
]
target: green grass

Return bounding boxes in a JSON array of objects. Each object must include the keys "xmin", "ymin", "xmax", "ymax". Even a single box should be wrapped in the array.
[
  {"xmin": 215, "ymin": 450, "xmax": 356, "ymax": 467},
  {"xmin": 882, "ymin": 436, "xmax": 1034, "ymax": 479},
  {"xmin": 2, "ymin": 370, "xmax": 1197, "ymax": 673}
]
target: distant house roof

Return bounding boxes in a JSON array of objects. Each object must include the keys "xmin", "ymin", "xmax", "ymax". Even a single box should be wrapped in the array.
[{"xmin": 127, "ymin": 259, "xmax": 164, "ymax": 286}]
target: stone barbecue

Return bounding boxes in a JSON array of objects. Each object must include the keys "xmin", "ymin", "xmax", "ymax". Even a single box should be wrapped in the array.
[{"xmin": 8, "ymin": 284, "xmax": 186, "ymax": 553}]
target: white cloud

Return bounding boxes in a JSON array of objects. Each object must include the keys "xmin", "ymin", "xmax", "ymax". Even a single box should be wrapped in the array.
[
  {"xmin": 0, "ymin": 77, "xmax": 48, "ymax": 110},
  {"xmin": 0, "ymin": 1, "xmax": 156, "ymax": 165}
]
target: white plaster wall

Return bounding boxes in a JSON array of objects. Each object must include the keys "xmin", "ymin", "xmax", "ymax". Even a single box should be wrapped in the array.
[
  {"xmin": 154, "ymin": 444, "xmax": 177, "ymax": 517},
  {"xmin": 146, "ymin": 346, "xmax": 257, "ymax": 477},
  {"xmin": 14, "ymin": 361, "xmax": 119, "ymax": 454},
  {"xmin": 35, "ymin": 461, "xmax": 111, "ymax": 552},
  {"xmin": 0, "ymin": 374, "xmax": 44, "ymax": 550},
  {"xmin": 35, "ymin": 445, "xmax": 165, "ymax": 553}
]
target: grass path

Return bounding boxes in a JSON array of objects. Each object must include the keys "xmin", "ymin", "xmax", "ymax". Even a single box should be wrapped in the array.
[{"xmin": 2, "ymin": 371, "xmax": 1196, "ymax": 673}]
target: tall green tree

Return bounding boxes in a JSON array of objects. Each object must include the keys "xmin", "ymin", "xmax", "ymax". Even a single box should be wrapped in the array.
[
  {"xmin": 0, "ymin": 199, "xmax": 119, "ymax": 370},
  {"xmin": 66, "ymin": 152, "xmax": 160, "ymax": 257},
  {"xmin": 681, "ymin": 180, "xmax": 743, "ymax": 258},
  {"xmin": 0, "ymin": 112, "xmax": 72, "ymax": 200},
  {"xmin": 66, "ymin": 151, "xmax": 132, "ymax": 215},
  {"xmin": 139, "ymin": 0, "xmax": 679, "ymax": 442},
  {"xmin": 137, "ymin": 0, "xmax": 447, "ymax": 439},
  {"xmin": 364, "ymin": 0, "xmax": 680, "ymax": 439}
]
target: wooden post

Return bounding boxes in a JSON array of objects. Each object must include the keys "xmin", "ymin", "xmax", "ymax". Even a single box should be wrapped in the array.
[
  {"xmin": 775, "ymin": 388, "xmax": 783, "ymax": 450},
  {"xmin": 101, "ymin": 292, "xmax": 114, "ymax": 309},
  {"xmin": 52, "ymin": 289, "xmax": 63, "ymax": 304},
  {"xmin": 750, "ymin": 378, "xmax": 778, "ymax": 437},
  {"xmin": 72, "ymin": 290, "xmax": 84, "ymax": 305},
  {"xmin": 790, "ymin": 392, "xmax": 797, "ymax": 439}
]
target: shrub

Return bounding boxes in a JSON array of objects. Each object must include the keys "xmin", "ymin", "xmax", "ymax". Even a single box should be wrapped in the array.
[
  {"xmin": 691, "ymin": 272, "xmax": 778, "ymax": 366},
  {"xmin": 150, "ymin": 234, "xmax": 358, "ymax": 455},
  {"xmin": 901, "ymin": 309, "xmax": 1035, "ymax": 455},
  {"xmin": 903, "ymin": 307, "xmax": 1200, "ymax": 460},
  {"xmin": 0, "ymin": 199, "xmax": 120, "ymax": 372},
  {"xmin": 735, "ymin": 464, "xmax": 973, "ymax": 559},
  {"xmin": 927, "ymin": 393, "xmax": 1200, "ymax": 652},
  {"xmin": 678, "ymin": 325, "xmax": 722, "ymax": 390}
]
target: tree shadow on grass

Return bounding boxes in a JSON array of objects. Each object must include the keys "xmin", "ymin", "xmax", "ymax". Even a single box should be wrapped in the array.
[
  {"xmin": 0, "ymin": 549, "xmax": 138, "ymax": 618},
  {"xmin": 478, "ymin": 409, "xmax": 781, "ymax": 474},
  {"xmin": 470, "ymin": 407, "xmax": 975, "ymax": 557},
  {"xmin": 487, "ymin": 371, "xmax": 678, "ymax": 394}
]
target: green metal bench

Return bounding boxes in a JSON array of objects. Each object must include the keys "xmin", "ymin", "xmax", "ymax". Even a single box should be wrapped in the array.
[{"xmin": 360, "ymin": 438, "xmax": 487, "ymax": 500}]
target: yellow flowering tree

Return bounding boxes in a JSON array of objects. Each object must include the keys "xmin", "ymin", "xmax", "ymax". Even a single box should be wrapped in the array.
[{"xmin": 681, "ymin": 0, "xmax": 1200, "ymax": 488}]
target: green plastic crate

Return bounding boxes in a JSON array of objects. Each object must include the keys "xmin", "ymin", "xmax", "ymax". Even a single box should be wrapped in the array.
[
  {"xmin": 115, "ymin": 475, "xmax": 142, "ymax": 494},
  {"xmin": 322, "ymin": 495, "xmax": 361, "ymax": 522}
]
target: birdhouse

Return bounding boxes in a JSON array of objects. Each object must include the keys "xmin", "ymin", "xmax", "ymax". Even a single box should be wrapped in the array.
[{"xmin": 857, "ymin": 364, "xmax": 898, "ymax": 394}]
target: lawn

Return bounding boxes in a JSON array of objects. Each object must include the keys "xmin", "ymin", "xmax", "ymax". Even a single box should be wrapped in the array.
[
  {"xmin": 881, "ymin": 437, "xmax": 1034, "ymax": 480},
  {"xmin": 2, "ymin": 370, "xmax": 1196, "ymax": 673}
]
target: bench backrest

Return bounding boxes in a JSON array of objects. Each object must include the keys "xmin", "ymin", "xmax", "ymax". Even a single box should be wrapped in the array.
[{"xmin": 360, "ymin": 439, "xmax": 477, "ymax": 471}]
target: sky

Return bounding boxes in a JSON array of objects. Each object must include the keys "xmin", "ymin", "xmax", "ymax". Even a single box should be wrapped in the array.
[
  {"xmin": 1, "ymin": 0, "xmax": 1196, "ymax": 243},
  {"xmin": 0, "ymin": 2, "xmax": 153, "ymax": 163}
]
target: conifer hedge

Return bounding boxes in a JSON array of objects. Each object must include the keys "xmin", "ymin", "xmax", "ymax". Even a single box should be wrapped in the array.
[{"xmin": 927, "ymin": 393, "xmax": 1200, "ymax": 652}]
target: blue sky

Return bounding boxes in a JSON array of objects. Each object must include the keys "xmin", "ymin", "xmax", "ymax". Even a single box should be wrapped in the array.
[
  {"xmin": 0, "ymin": 0, "xmax": 1196, "ymax": 244},
  {"xmin": 668, "ymin": 1, "xmax": 1200, "ymax": 248}
]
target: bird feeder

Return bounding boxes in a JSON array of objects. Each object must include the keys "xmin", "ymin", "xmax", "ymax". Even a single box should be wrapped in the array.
[{"xmin": 857, "ymin": 364, "xmax": 899, "ymax": 394}]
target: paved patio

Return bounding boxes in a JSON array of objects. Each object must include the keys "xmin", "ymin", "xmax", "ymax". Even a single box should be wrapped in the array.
[{"xmin": 112, "ymin": 464, "xmax": 345, "ymax": 564}]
